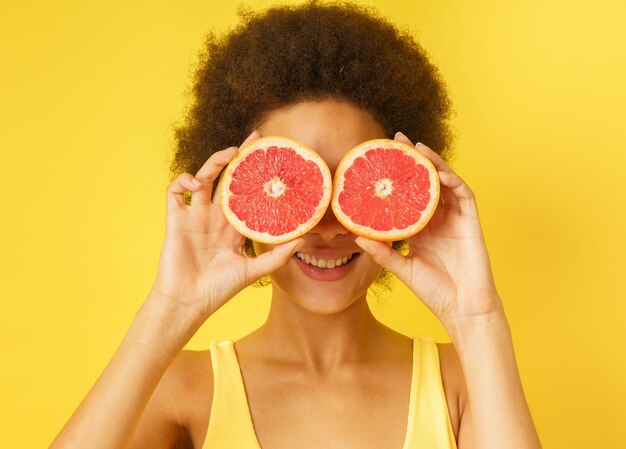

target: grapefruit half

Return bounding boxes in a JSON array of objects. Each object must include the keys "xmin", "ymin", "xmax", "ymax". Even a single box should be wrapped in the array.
[
  {"xmin": 331, "ymin": 139, "xmax": 440, "ymax": 241},
  {"xmin": 220, "ymin": 136, "xmax": 332, "ymax": 244}
]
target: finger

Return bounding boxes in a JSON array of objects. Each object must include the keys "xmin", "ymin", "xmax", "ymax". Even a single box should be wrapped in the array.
[
  {"xmin": 238, "ymin": 129, "xmax": 264, "ymax": 152},
  {"xmin": 395, "ymin": 132, "xmax": 454, "ymax": 175},
  {"xmin": 354, "ymin": 236, "xmax": 410, "ymax": 282},
  {"xmin": 245, "ymin": 238, "xmax": 305, "ymax": 283},
  {"xmin": 211, "ymin": 129, "xmax": 264, "ymax": 205},
  {"xmin": 437, "ymin": 170, "xmax": 460, "ymax": 211},
  {"xmin": 189, "ymin": 146, "xmax": 240, "ymax": 207},
  {"xmin": 166, "ymin": 173, "xmax": 204, "ymax": 211},
  {"xmin": 414, "ymin": 142, "xmax": 454, "ymax": 174},
  {"xmin": 211, "ymin": 169, "xmax": 226, "ymax": 206},
  {"xmin": 394, "ymin": 131, "xmax": 415, "ymax": 147},
  {"xmin": 437, "ymin": 171, "xmax": 478, "ymax": 218}
]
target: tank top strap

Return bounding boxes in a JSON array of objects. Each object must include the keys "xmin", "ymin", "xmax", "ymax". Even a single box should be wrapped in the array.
[
  {"xmin": 202, "ymin": 336, "xmax": 456, "ymax": 449},
  {"xmin": 404, "ymin": 334, "xmax": 458, "ymax": 449},
  {"xmin": 202, "ymin": 339, "xmax": 261, "ymax": 449}
]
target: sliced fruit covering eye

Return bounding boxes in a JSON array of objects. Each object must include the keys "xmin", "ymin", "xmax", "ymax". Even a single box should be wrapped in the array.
[
  {"xmin": 220, "ymin": 136, "xmax": 332, "ymax": 244},
  {"xmin": 331, "ymin": 139, "xmax": 440, "ymax": 241}
]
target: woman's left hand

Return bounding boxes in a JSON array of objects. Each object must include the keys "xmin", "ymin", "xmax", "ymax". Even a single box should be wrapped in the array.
[{"xmin": 354, "ymin": 132, "xmax": 503, "ymax": 330}]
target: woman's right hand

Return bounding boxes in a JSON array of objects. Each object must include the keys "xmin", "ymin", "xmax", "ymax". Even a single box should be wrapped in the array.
[{"xmin": 149, "ymin": 130, "xmax": 304, "ymax": 323}]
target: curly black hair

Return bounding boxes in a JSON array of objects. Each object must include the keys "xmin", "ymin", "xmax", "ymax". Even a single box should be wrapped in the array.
[{"xmin": 170, "ymin": 0, "xmax": 456, "ymax": 290}]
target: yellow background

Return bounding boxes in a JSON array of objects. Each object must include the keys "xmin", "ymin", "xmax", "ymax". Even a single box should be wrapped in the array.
[{"xmin": 1, "ymin": 0, "xmax": 624, "ymax": 447}]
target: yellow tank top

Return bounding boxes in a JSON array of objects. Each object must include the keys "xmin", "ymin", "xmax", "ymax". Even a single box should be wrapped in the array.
[{"xmin": 202, "ymin": 333, "xmax": 457, "ymax": 449}]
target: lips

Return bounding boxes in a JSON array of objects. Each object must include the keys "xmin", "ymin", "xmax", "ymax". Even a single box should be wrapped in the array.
[{"xmin": 291, "ymin": 251, "xmax": 361, "ymax": 282}]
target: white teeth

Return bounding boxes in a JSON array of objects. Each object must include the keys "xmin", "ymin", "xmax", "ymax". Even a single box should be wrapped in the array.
[{"xmin": 295, "ymin": 252, "xmax": 355, "ymax": 268}]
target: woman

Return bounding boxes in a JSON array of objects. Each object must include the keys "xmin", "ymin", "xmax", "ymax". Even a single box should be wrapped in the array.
[{"xmin": 50, "ymin": 2, "xmax": 542, "ymax": 448}]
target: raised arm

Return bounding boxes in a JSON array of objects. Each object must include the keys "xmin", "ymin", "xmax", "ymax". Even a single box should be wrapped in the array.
[
  {"xmin": 355, "ymin": 133, "xmax": 542, "ymax": 449},
  {"xmin": 49, "ymin": 130, "xmax": 303, "ymax": 449}
]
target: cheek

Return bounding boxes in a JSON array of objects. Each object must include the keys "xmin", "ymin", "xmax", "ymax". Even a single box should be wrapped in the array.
[{"xmin": 357, "ymin": 253, "xmax": 387, "ymax": 280}]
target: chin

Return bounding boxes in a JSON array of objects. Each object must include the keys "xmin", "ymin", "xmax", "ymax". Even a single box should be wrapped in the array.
[
  {"xmin": 270, "ymin": 261, "xmax": 380, "ymax": 315},
  {"xmin": 293, "ymin": 292, "xmax": 365, "ymax": 315}
]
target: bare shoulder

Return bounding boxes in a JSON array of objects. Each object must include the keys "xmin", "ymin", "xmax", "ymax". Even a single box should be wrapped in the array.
[
  {"xmin": 436, "ymin": 342, "xmax": 465, "ymax": 399},
  {"xmin": 170, "ymin": 349, "xmax": 215, "ymax": 447},
  {"xmin": 127, "ymin": 348, "xmax": 213, "ymax": 449},
  {"xmin": 168, "ymin": 349, "xmax": 214, "ymax": 401},
  {"xmin": 436, "ymin": 342, "xmax": 468, "ymax": 442}
]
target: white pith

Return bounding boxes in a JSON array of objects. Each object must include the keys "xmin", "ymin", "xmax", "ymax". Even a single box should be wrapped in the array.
[
  {"xmin": 374, "ymin": 178, "xmax": 393, "ymax": 198},
  {"xmin": 264, "ymin": 177, "xmax": 286, "ymax": 197},
  {"xmin": 295, "ymin": 252, "xmax": 354, "ymax": 268}
]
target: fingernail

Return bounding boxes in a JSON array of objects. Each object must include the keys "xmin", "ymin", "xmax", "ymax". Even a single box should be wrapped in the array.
[
  {"xmin": 395, "ymin": 131, "xmax": 407, "ymax": 139},
  {"xmin": 355, "ymin": 237, "xmax": 369, "ymax": 250},
  {"xmin": 192, "ymin": 178, "xmax": 202, "ymax": 187}
]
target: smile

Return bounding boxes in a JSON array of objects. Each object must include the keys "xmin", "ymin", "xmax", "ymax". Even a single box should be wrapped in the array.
[{"xmin": 294, "ymin": 252, "xmax": 357, "ymax": 268}]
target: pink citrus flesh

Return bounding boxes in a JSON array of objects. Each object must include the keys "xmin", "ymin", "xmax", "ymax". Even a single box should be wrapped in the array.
[
  {"xmin": 220, "ymin": 136, "xmax": 332, "ymax": 244},
  {"xmin": 331, "ymin": 139, "xmax": 440, "ymax": 241}
]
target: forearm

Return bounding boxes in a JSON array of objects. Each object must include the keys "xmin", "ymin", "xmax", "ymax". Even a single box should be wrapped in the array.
[
  {"xmin": 446, "ymin": 306, "xmax": 542, "ymax": 449},
  {"xmin": 49, "ymin": 293, "xmax": 203, "ymax": 449}
]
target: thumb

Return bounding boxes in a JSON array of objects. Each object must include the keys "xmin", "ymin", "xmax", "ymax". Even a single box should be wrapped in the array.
[
  {"xmin": 355, "ymin": 236, "xmax": 408, "ymax": 279},
  {"xmin": 246, "ymin": 238, "xmax": 305, "ymax": 282}
]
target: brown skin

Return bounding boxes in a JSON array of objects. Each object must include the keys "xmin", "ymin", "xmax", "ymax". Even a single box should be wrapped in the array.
[
  {"xmin": 51, "ymin": 97, "xmax": 539, "ymax": 449},
  {"xmin": 51, "ymin": 4, "xmax": 541, "ymax": 447},
  {"xmin": 131, "ymin": 336, "xmax": 465, "ymax": 449},
  {"xmin": 127, "ymin": 99, "xmax": 469, "ymax": 449}
]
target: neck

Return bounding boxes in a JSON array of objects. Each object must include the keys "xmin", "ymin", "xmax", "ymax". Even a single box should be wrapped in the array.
[{"xmin": 254, "ymin": 284, "xmax": 390, "ymax": 373}]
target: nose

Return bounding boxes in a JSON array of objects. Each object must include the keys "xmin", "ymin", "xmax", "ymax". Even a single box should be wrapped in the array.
[{"xmin": 309, "ymin": 206, "xmax": 350, "ymax": 241}]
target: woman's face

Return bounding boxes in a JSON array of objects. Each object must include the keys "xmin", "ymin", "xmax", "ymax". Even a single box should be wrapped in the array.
[{"xmin": 253, "ymin": 98, "xmax": 390, "ymax": 314}]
